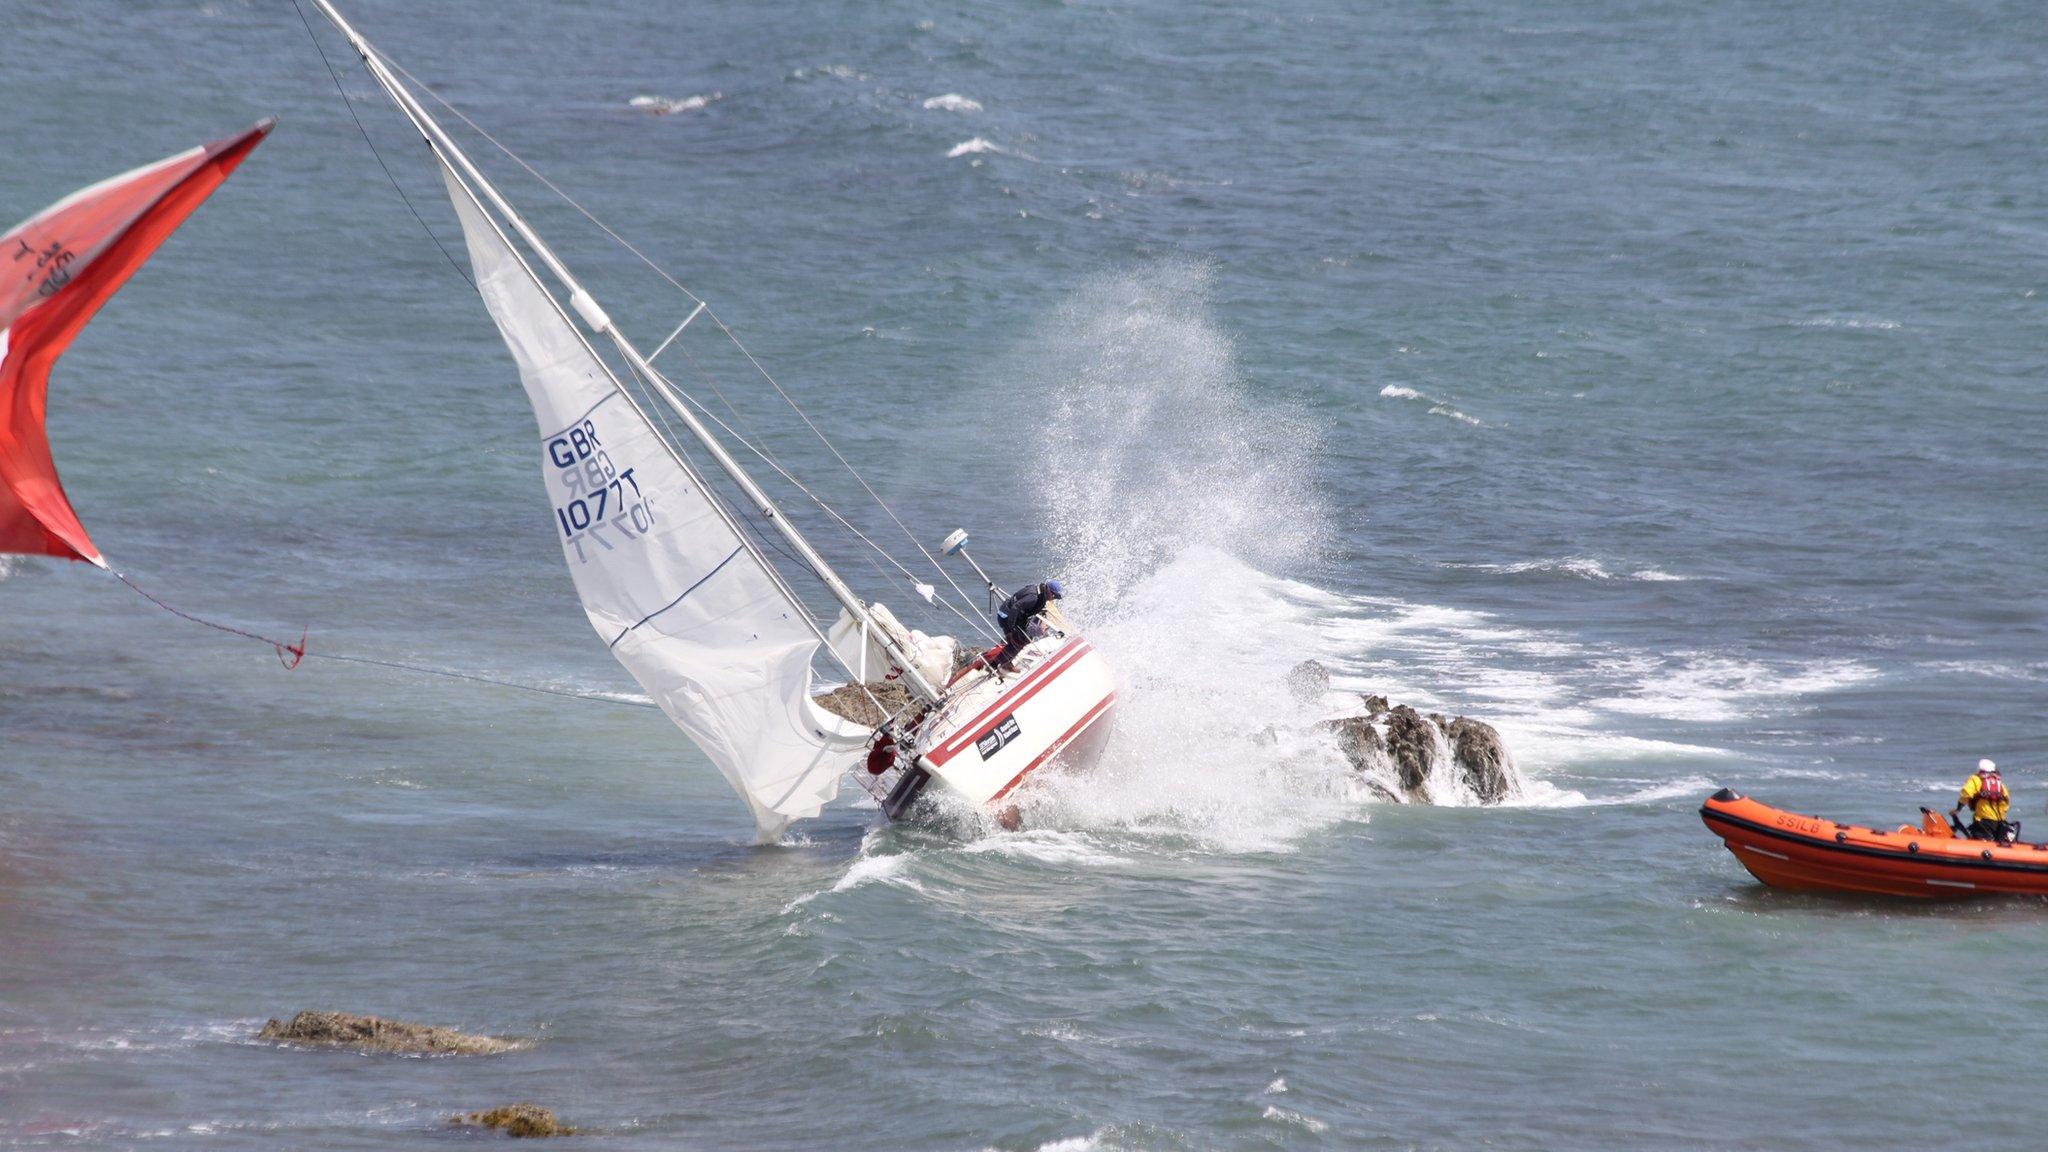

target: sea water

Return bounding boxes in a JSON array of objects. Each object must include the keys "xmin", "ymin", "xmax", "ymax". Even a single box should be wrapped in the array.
[{"xmin": 2, "ymin": 1, "xmax": 2045, "ymax": 1147}]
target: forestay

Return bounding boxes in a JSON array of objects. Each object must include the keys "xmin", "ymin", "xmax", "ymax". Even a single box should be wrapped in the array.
[{"xmin": 436, "ymin": 161, "xmax": 867, "ymax": 841}]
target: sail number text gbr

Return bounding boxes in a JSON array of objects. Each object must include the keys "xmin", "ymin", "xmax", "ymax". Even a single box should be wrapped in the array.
[{"xmin": 550, "ymin": 418, "xmax": 654, "ymax": 562}]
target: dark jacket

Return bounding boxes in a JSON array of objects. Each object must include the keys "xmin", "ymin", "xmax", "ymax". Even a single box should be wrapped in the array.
[{"xmin": 996, "ymin": 583, "xmax": 1055, "ymax": 635}]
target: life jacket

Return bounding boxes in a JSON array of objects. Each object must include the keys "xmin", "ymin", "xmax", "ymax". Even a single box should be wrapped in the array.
[
  {"xmin": 1978, "ymin": 773, "xmax": 2008, "ymax": 804},
  {"xmin": 865, "ymin": 733, "xmax": 897, "ymax": 776}
]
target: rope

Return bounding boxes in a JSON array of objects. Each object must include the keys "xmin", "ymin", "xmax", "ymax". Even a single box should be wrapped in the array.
[
  {"xmin": 113, "ymin": 569, "xmax": 306, "ymax": 669},
  {"xmin": 110, "ymin": 569, "xmax": 656, "ymax": 710},
  {"xmin": 290, "ymin": 0, "xmax": 475, "ymax": 292}
]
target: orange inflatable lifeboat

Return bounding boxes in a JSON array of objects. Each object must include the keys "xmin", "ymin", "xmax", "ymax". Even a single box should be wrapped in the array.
[{"xmin": 1700, "ymin": 788, "xmax": 2048, "ymax": 899}]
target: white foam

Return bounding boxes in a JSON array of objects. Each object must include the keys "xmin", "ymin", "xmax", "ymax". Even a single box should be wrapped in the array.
[
  {"xmin": 1447, "ymin": 556, "xmax": 1690, "ymax": 583},
  {"xmin": 1790, "ymin": 317, "xmax": 1901, "ymax": 330},
  {"xmin": 831, "ymin": 851, "xmax": 917, "ymax": 892},
  {"xmin": 785, "ymin": 834, "xmax": 924, "ymax": 911},
  {"xmin": 947, "ymin": 137, "xmax": 1002, "ymax": 157},
  {"xmin": 628, "ymin": 93, "xmax": 721, "ymax": 115},
  {"xmin": 1592, "ymin": 654, "xmax": 1878, "ymax": 722},
  {"xmin": 1377, "ymin": 383, "xmax": 1485, "ymax": 425},
  {"xmin": 1922, "ymin": 660, "xmax": 2048, "ymax": 683},
  {"xmin": 960, "ymin": 262, "xmax": 1767, "ymax": 842},
  {"xmin": 0, "ymin": 555, "xmax": 15, "ymax": 582},
  {"xmin": 923, "ymin": 93, "xmax": 983, "ymax": 113},
  {"xmin": 1020, "ymin": 1135, "xmax": 1106, "ymax": 1152},
  {"xmin": 1261, "ymin": 1106, "xmax": 1329, "ymax": 1133},
  {"xmin": 1525, "ymin": 774, "xmax": 1719, "ymax": 808},
  {"xmin": 790, "ymin": 64, "xmax": 868, "ymax": 82},
  {"xmin": 963, "ymin": 830, "xmax": 1125, "ymax": 867}
]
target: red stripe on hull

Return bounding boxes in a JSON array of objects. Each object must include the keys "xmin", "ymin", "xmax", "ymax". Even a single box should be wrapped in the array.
[
  {"xmin": 990, "ymin": 691, "xmax": 1117, "ymax": 803},
  {"xmin": 926, "ymin": 639, "xmax": 1093, "ymax": 767}
]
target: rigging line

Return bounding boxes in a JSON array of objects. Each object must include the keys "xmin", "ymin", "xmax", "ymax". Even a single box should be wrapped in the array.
[
  {"xmin": 305, "ymin": 651, "xmax": 658, "ymax": 709},
  {"xmin": 110, "ymin": 568, "xmax": 656, "ymax": 709},
  {"xmin": 644, "ymin": 389, "xmax": 930, "ymax": 638},
  {"xmin": 378, "ymin": 52, "xmax": 990, "ymax": 623},
  {"xmin": 697, "ymin": 306, "xmax": 995, "ymax": 624},
  {"xmin": 289, "ymin": 0, "xmax": 475, "ymax": 292},
  {"xmin": 640, "ymin": 357, "xmax": 995, "ymax": 639},
  {"xmin": 656, "ymin": 335, "xmax": 988, "ymax": 635},
  {"xmin": 664, "ymin": 340, "xmax": 978, "ymax": 630},
  {"xmin": 380, "ymin": 52, "xmax": 705, "ymax": 305},
  {"xmin": 670, "ymin": 326, "xmax": 792, "ymax": 477}
]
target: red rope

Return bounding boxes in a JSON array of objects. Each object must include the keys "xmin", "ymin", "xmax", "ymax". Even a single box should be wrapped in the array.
[
  {"xmin": 105, "ymin": 567, "xmax": 656, "ymax": 710},
  {"xmin": 112, "ymin": 569, "xmax": 306, "ymax": 669}
]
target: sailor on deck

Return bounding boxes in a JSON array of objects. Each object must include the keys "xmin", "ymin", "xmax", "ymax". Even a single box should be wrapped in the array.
[
  {"xmin": 992, "ymin": 580, "xmax": 1063, "ymax": 671},
  {"xmin": 1953, "ymin": 758, "xmax": 2014, "ymax": 844}
]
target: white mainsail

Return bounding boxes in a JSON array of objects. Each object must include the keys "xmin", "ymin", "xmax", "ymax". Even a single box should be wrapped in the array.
[{"xmin": 436, "ymin": 162, "xmax": 867, "ymax": 840}]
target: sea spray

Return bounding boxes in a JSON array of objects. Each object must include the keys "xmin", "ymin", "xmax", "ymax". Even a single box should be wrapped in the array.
[
  {"xmin": 1024, "ymin": 262, "xmax": 1327, "ymax": 611},
  {"xmin": 996, "ymin": 264, "xmax": 1352, "ymax": 846}
]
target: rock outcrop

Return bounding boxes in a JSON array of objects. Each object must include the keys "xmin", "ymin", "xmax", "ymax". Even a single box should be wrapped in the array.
[
  {"xmin": 450, "ymin": 1105, "xmax": 576, "ymax": 1138},
  {"xmin": 1313, "ymin": 692, "xmax": 1523, "ymax": 806},
  {"xmin": 1443, "ymin": 715, "xmax": 1515, "ymax": 804},
  {"xmin": 1381, "ymin": 705, "xmax": 1439, "ymax": 795},
  {"xmin": 257, "ymin": 1011, "xmax": 523, "ymax": 1056},
  {"xmin": 812, "ymin": 681, "xmax": 914, "ymax": 728}
]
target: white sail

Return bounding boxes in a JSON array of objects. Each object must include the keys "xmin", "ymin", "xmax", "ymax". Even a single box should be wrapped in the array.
[{"xmin": 436, "ymin": 162, "xmax": 866, "ymax": 841}]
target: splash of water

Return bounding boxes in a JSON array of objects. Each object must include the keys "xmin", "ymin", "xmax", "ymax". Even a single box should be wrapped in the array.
[
  {"xmin": 1027, "ymin": 262, "xmax": 1327, "ymax": 614},
  {"xmin": 998, "ymin": 264, "xmax": 1356, "ymax": 848}
]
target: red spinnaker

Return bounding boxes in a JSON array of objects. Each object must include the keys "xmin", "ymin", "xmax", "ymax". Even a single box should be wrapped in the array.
[{"xmin": 0, "ymin": 119, "xmax": 273, "ymax": 567}]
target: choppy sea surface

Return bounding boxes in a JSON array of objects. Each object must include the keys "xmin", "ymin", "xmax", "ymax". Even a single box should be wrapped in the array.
[{"xmin": 4, "ymin": 1, "xmax": 2046, "ymax": 1147}]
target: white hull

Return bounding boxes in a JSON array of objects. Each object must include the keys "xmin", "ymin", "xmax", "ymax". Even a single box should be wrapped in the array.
[{"xmin": 911, "ymin": 635, "xmax": 1118, "ymax": 808}]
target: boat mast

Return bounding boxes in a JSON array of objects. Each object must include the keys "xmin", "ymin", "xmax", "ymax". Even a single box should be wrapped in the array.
[{"xmin": 307, "ymin": 0, "xmax": 942, "ymax": 703}]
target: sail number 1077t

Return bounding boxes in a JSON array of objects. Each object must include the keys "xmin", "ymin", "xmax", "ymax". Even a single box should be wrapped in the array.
[{"xmin": 549, "ymin": 418, "xmax": 655, "ymax": 561}]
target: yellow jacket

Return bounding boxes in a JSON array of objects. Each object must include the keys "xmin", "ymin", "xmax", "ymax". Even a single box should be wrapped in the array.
[{"xmin": 1960, "ymin": 772, "xmax": 2010, "ymax": 822}]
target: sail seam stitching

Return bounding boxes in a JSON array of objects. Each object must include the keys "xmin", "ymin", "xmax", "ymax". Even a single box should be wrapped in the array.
[{"xmin": 608, "ymin": 545, "xmax": 745, "ymax": 648}]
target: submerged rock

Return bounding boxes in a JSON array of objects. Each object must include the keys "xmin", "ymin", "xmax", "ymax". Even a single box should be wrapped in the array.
[
  {"xmin": 812, "ymin": 681, "xmax": 913, "ymax": 727},
  {"xmin": 257, "ymin": 1011, "xmax": 522, "ymax": 1056},
  {"xmin": 450, "ymin": 1104, "xmax": 575, "ymax": 1138}
]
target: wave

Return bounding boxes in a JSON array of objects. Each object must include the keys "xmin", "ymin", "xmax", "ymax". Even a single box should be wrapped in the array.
[
  {"xmin": 1920, "ymin": 660, "xmax": 2048, "ymax": 683},
  {"xmin": 1788, "ymin": 316, "xmax": 1901, "ymax": 330},
  {"xmin": 1446, "ymin": 556, "xmax": 1688, "ymax": 582},
  {"xmin": 627, "ymin": 92, "xmax": 721, "ymax": 115},
  {"xmin": 962, "ymin": 829, "xmax": 1126, "ymax": 867},
  {"xmin": 1261, "ymin": 1106, "xmax": 1330, "ymax": 1134},
  {"xmin": 922, "ymin": 93, "xmax": 983, "ymax": 113},
  {"xmin": 789, "ymin": 64, "xmax": 868, "ymax": 82},
  {"xmin": 1378, "ymin": 383, "xmax": 1485, "ymax": 426},
  {"xmin": 1590, "ymin": 654, "xmax": 1878, "ymax": 723},
  {"xmin": 1523, "ymin": 774, "xmax": 1720, "ymax": 808},
  {"xmin": 946, "ymin": 137, "xmax": 1002, "ymax": 158}
]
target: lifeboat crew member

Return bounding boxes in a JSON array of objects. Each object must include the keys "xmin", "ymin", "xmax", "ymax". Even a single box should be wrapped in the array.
[
  {"xmin": 1953, "ymin": 758, "xmax": 2014, "ymax": 844},
  {"xmin": 993, "ymin": 580, "xmax": 1063, "ymax": 671}
]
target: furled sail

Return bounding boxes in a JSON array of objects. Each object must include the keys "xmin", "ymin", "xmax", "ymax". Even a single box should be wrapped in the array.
[
  {"xmin": 0, "ymin": 121, "xmax": 272, "ymax": 565},
  {"xmin": 434, "ymin": 162, "xmax": 866, "ymax": 840}
]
